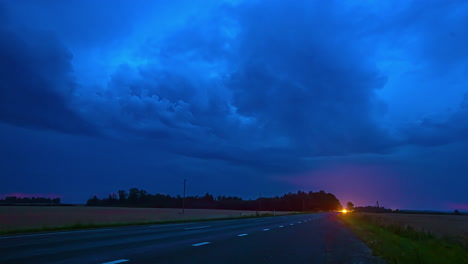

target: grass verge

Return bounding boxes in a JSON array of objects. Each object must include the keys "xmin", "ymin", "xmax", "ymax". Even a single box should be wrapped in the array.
[
  {"xmin": 0, "ymin": 212, "xmax": 288, "ymax": 236},
  {"xmin": 340, "ymin": 213, "xmax": 468, "ymax": 264}
]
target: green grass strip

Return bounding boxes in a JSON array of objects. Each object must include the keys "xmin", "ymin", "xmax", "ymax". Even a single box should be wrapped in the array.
[{"xmin": 340, "ymin": 213, "xmax": 468, "ymax": 264}]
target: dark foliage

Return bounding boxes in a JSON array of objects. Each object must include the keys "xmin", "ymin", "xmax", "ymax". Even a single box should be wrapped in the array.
[
  {"xmin": 86, "ymin": 189, "xmax": 341, "ymax": 212},
  {"xmin": 354, "ymin": 206, "xmax": 393, "ymax": 213},
  {"xmin": 0, "ymin": 196, "xmax": 61, "ymax": 204}
]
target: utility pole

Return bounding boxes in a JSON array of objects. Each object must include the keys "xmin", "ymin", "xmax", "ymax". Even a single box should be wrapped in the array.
[
  {"xmin": 259, "ymin": 193, "xmax": 262, "ymax": 213},
  {"xmin": 182, "ymin": 179, "xmax": 187, "ymax": 214}
]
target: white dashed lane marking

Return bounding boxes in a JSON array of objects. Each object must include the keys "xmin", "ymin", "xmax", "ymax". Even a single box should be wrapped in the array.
[
  {"xmin": 278, "ymin": 225, "xmax": 284, "ymax": 228},
  {"xmin": 192, "ymin": 242, "xmax": 211, "ymax": 247},
  {"xmin": 263, "ymin": 228, "xmax": 270, "ymax": 231},
  {"xmin": 237, "ymin": 234, "xmax": 248, "ymax": 237},
  {"xmin": 290, "ymin": 224, "xmax": 294, "ymax": 226}
]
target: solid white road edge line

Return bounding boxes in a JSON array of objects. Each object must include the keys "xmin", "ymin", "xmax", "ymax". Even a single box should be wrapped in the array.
[
  {"xmin": 101, "ymin": 259, "xmax": 129, "ymax": 264},
  {"xmin": 237, "ymin": 233, "xmax": 248, "ymax": 237},
  {"xmin": 0, "ymin": 229, "xmax": 114, "ymax": 239},
  {"xmin": 150, "ymin": 223, "xmax": 188, "ymax": 228},
  {"xmin": 192, "ymin": 242, "xmax": 211, "ymax": 247},
  {"xmin": 184, "ymin": 226, "xmax": 211, "ymax": 230}
]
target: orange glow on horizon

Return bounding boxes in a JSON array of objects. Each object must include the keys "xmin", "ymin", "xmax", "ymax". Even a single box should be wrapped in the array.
[{"xmin": 341, "ymin": 209, "xmax": 348, "ymax": 213}]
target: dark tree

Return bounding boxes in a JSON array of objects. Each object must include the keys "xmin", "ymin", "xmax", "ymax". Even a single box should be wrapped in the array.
[
  {"xmin": 86, "ymin": 195, "xmax": 99, "ymax": 206},
  {"xmin": 0, "ymin": 196, "xmax": 61, "ymax": 204},
  {"xmin": 117, "ymin": 190, "xmax": 128, "ymax": 202},
  {"xmin": 128, "ymin": 188, "xmax": 140, "ymax": 203},
  {"xmin": 85, "ymin": 188, "xmax": 342, "ymax": 212}
]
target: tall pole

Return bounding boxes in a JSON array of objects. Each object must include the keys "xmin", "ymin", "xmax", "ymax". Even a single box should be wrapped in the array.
[
  {"xmin": 182, "ymin": 179, "xmax": 187, "ymax": 214},
  {"xmin": 258, "ymin": 192, "xmax": 261, "ymax": 213}
]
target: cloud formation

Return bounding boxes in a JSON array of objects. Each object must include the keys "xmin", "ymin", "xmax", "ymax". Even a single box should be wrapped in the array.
[
  {"xmin": 0, "ymin": 6, "xmax": 95, "ymax": 134},
  {"xmin": 0, "ymin": 0, "xmax": 467, "ymax": 208},
  {"xmin": 69, "ymin": 0, "xmax": 396, "ymax": 162},
  {"xmin": 405, "ymin": 93, "xmax": 468, "ymax": 146}
]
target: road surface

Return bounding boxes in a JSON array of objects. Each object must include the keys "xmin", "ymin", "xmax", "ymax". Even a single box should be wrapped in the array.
[{"xmin": 0, "ymin": 213, "xmax": 384, "ymax": 264}]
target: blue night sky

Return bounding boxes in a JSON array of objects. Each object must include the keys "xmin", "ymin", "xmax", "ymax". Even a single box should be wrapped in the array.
[{"xmin": 1, "ymin": 0, "xmax": 467, "ymax": 210}]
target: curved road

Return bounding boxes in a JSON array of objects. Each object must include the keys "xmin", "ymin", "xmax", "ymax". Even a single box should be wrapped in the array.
[{"xmin": 0, "ymin": 213, "xmax": 384, "ymax": 264}]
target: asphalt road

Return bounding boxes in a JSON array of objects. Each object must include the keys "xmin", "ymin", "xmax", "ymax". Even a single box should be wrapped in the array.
[{"xmin": 0, "ymin": 213, "xmax": 384, "ymax": 264}]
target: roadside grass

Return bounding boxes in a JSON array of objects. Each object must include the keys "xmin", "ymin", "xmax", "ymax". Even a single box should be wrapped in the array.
[
  {"xmin": 0, "ymin": 212, "xmax": 286, "ymax": 236},
  {"xmin": 340, "ymin": 213, "xmax": 468, "ymax": 264}
]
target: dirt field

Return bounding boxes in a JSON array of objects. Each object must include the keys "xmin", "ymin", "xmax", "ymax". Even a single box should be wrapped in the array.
[
  {"xmin": 358, "ymin": 213, "xmax": 468, "ymax": 243},
  {"xmin": 0, "ymin": 206, "xmax": 289, "ymax": 232}
]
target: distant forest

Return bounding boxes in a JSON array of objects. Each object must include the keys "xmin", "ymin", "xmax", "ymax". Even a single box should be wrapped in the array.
[
  {"xmin": 0, "ymin": 196, "xmax": 61, "ymax": 204},
  {"xmin": 86, "ymin": 188, "xmax": 342, "ymax": 211}
]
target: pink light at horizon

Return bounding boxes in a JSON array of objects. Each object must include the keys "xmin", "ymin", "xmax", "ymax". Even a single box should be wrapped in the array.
[
  {"xmin": 447, "ymin": 203, "xmax": 468, "ymax": 211},
  {"xmin": 279, "ymin": 163, "xmax": 403, "ymax": 209},
  {"xmin": 0, "ymin": 193, "xmax": 63, "ymax": 199}
]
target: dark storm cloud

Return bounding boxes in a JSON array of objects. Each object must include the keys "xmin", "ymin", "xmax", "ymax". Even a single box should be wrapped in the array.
[
  {"xmin": 0, "ymin": 5, "xmax": 96, "ymax": 135},
  {"xmin": 3, "ymin": 0, "xmax": 460, "ymax": 165},
  {"xmin": 375, "ymin": 0, "xmax": 468, "ymax": 148},
  {"xmin": 4, "ymin": 0, "xmax": 160, "ymax": 46},
  {"xmin": 1, "ymin": 0, "xmax": 468, "ymax": 208},
  {"xmin": 404, "ymin": 93, "xmax": 468, "ymax": 146},
  {"xmin": 73, "ymin": 0, "xmax": 395, "ymax": 165},
  {"xmin": 375, "ymin": 0, "xmax": 468, "ymax": 72},
  {"xmin": 1, "ymin": 0, "xmax": 466, "ymax": 160}
]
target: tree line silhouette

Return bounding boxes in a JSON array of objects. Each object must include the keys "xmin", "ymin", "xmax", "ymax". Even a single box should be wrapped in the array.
[
  {"xmin": 0, "ymin": 196, "xmax": 61, "ymax": 204},
  {"xmin": 86, "ymin": 188, "xmax": 342, "ymax": 211}
]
